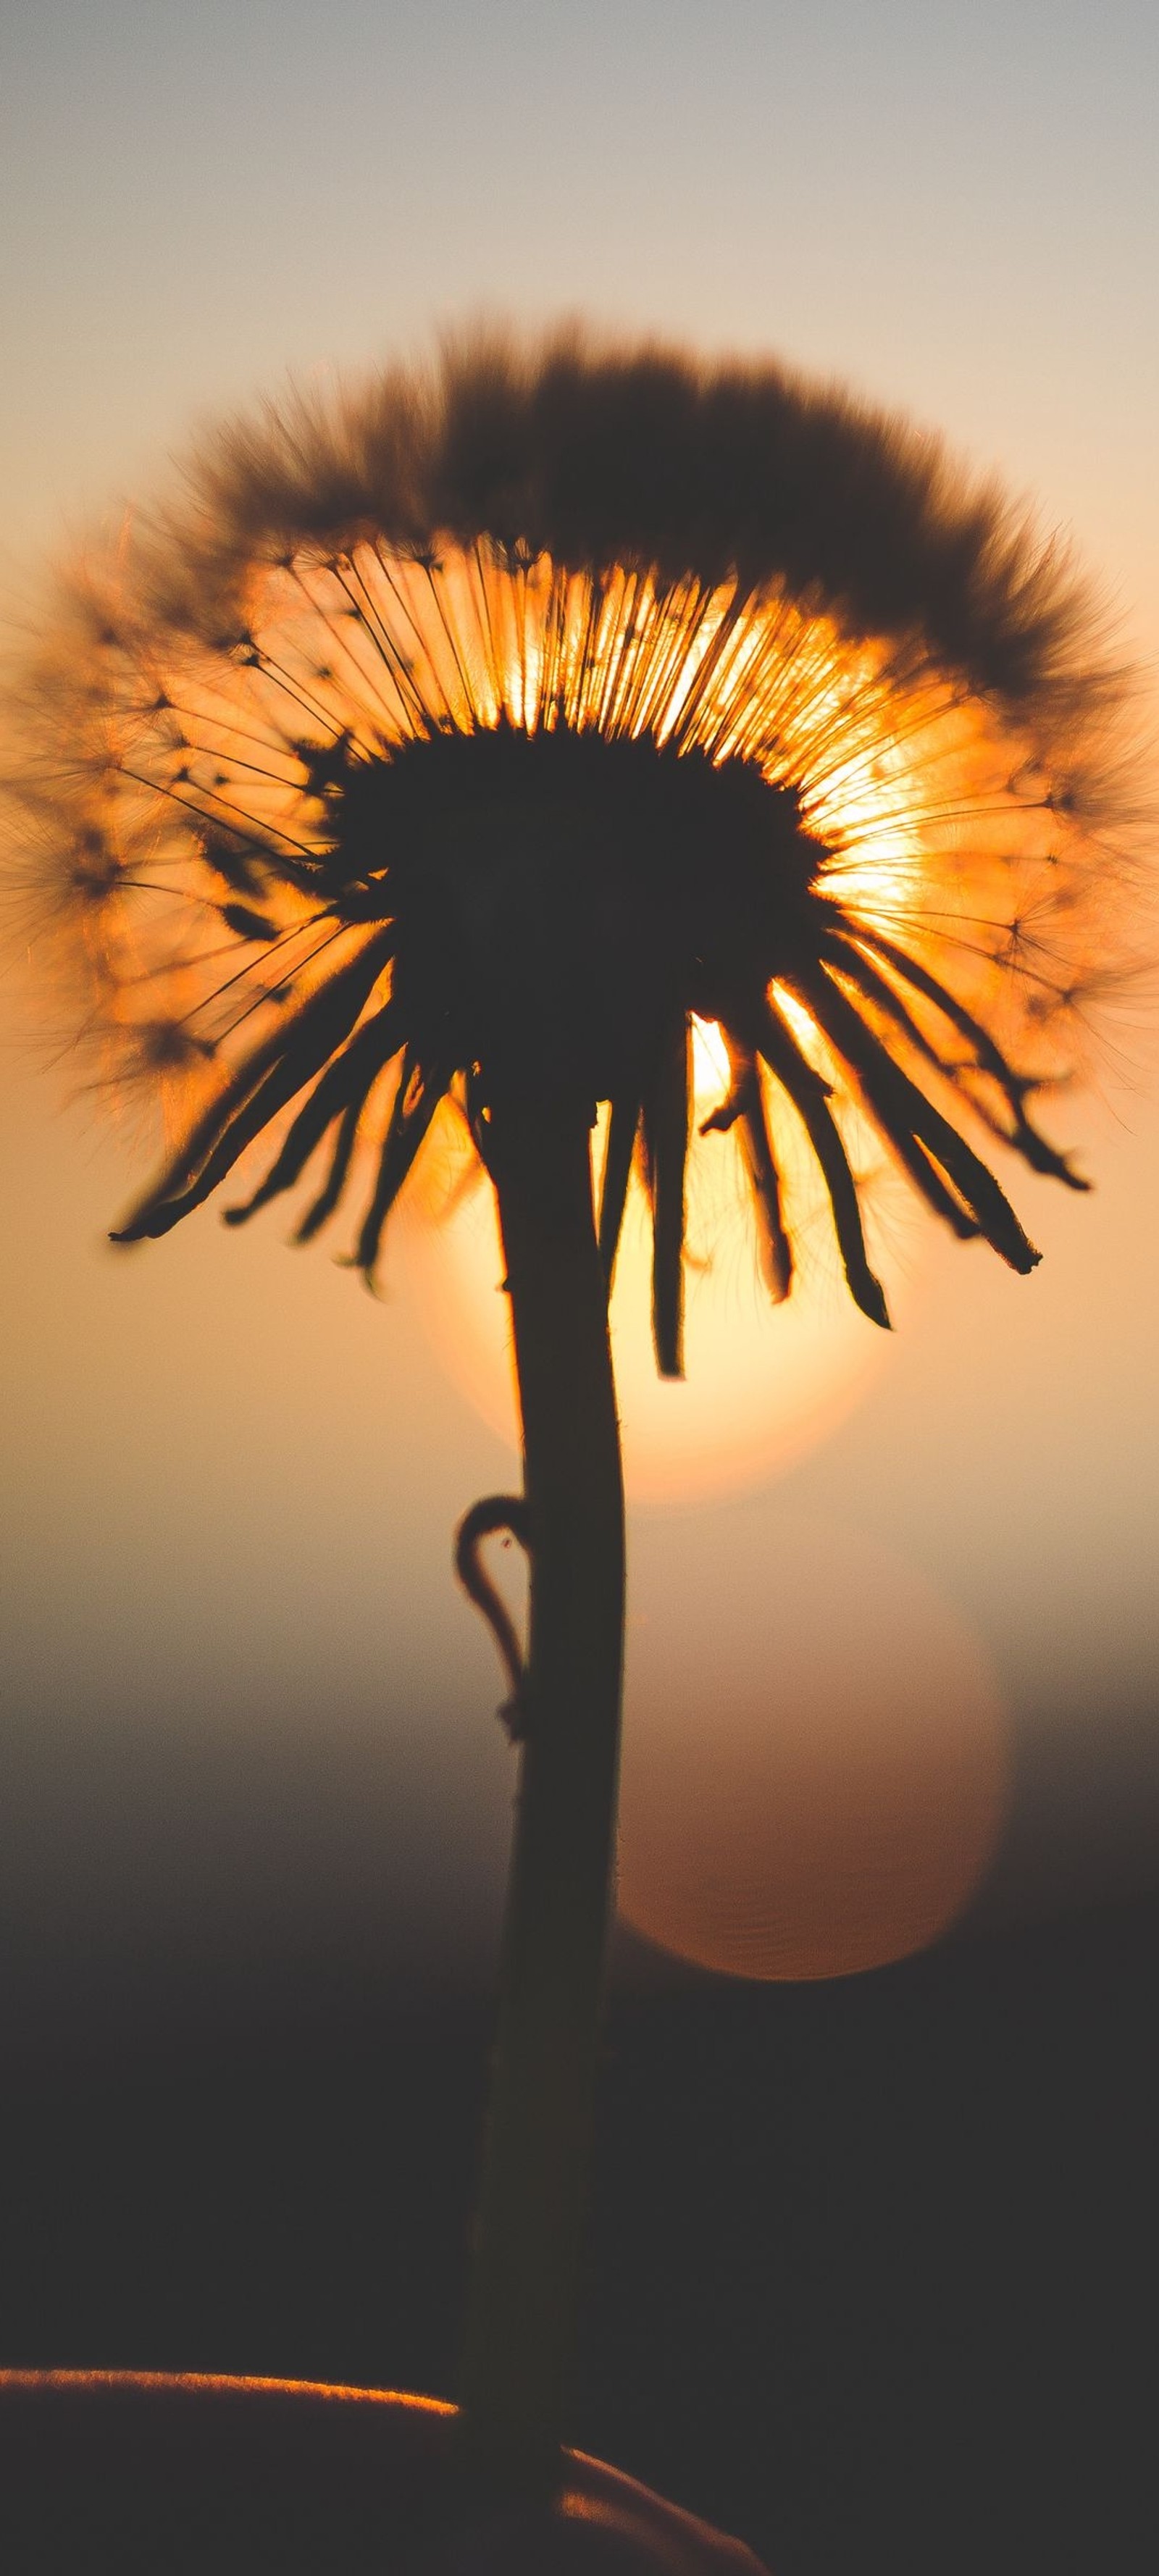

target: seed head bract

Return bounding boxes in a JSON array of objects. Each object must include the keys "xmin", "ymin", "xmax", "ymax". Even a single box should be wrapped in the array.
[{"xmin": 3, "ymin": 327, "xmax": 1141, "ymax": 1371}]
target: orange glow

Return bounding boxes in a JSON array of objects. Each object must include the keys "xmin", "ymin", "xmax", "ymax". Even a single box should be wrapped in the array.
[
  {"xmin": 0, "ymin": 2369, "xmax": 454, "ymax": 2409},
  {"xmin": 616, "ymin": 1515, "xmax": 1008, "ymax": 1978},
  {"xmin": 28, "ymin": 537, "xmax": 1087, "ymax": 1150},
  {"xmin": 0, "ymin": 2369, "xmax": 752, "ymax": 2559},
  {"xmin": 689, "ymin": 1013, "xmax": 732, "ymax": 1115}
]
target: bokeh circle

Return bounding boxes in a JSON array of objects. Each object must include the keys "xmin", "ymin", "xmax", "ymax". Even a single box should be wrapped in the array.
[{"xmin": 616, "ymin": 1510, "xmax": 1008, "ymax": 1980}]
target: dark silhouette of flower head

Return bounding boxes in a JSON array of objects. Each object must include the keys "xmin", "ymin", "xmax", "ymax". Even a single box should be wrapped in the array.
[{"xmin": 7, "ymin": 332, "xmax": 1134, "ymax": 1368}]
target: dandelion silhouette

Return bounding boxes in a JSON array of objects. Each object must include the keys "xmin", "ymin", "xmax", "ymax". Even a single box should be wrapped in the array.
[{"xmin": 2, "ymin": 331, "xmax": 1138, "ymax": 2538}]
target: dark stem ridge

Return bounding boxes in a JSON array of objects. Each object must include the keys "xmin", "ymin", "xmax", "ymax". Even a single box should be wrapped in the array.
[{"xmin": 455, "ymin": 1089, "xmax": 626, "ymax": 2494}]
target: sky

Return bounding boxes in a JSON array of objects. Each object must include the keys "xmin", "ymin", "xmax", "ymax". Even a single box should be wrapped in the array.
[{"xmin": 1, "ymin": 0, "xmax": 1158, "ymax": 2032}]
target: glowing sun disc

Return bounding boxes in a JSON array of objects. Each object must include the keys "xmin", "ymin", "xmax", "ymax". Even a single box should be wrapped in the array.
[{"xmin": 397, "ymin": 1085, "xmax": 920, "ymax": 1508}]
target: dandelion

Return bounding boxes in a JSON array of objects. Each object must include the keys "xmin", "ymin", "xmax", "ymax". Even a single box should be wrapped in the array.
[{"xmin": 3, "ymin": 330, "xmax": 1139, "ymax": 2499}]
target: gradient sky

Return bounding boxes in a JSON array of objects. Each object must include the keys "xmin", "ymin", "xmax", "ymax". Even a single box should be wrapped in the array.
[{"xmin": 2, "ymin": 0, "xmax": 1158, "ymax": 2025}]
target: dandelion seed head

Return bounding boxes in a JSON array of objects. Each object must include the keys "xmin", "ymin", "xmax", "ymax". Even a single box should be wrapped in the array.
[{"xmin": 2, "ymin": 329, "xmax": 1145, "ymax": 1368}]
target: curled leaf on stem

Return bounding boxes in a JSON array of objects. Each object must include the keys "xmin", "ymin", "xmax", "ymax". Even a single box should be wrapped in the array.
[{"xmin": 454, "ymin": 1494, "xmax": 532, "ymax": 1742}]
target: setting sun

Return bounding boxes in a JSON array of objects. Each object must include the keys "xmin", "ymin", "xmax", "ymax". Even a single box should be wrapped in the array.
[{"xmin": 399, "ymin": 1089, "xmax": 914, "ymax": 1506}]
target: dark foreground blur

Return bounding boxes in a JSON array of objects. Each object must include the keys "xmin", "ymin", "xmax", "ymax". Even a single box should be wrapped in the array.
[{"xmin": 1, "ymin": 1892, "xmax": 1154, "ymax": 2576}]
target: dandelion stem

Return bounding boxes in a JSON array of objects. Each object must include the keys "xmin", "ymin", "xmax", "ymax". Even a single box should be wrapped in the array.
[{"xmin": 456, "ymin": 1090, "xmax": 625, "ymax": 2494}]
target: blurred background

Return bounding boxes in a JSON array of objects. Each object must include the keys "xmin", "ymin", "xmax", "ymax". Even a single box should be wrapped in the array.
[{"xmin": 1, "ymin": 6, "xmax": 1157, "ymax": 2569}]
